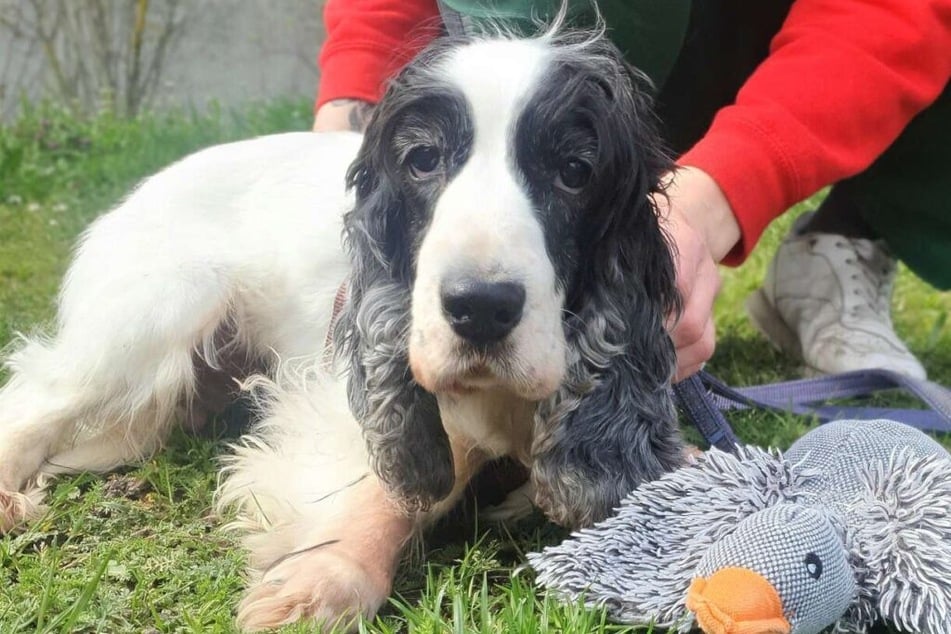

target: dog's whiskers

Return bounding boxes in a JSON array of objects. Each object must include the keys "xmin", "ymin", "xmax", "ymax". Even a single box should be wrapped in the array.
[
  {"xmin": 309, "ymin": 472, "xmax": 369, "ymax": 504},
  {"xmin": 264, "ymin": 539, "xmax": 341, "ymax": 574}
]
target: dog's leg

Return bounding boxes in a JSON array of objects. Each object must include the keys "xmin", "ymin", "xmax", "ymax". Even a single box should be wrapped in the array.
[
  {"xmin": 234, "ymin": 447, "xmax": 484, "ymax": 633},
  {"xmin": 235, "ymin": 476, "xmax": 413, "ymax": 632},
  {"xmin": 218, "ymin": 376, "xmax": 485, "ymax": 632},
  {"xmin": 0, "ymin": 224, "xmax": 237, "ymax": 531},
  {"xmin": 0, "ymin": 337, "xmax": 206, "ymax": 532}
]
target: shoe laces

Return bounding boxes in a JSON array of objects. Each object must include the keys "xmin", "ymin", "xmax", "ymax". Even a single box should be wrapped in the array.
[{"xmin": 828, "ymin": 237, "xmax": 895, "ymax": 320}]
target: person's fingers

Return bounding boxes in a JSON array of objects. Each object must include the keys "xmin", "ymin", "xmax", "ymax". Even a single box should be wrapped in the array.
[
  {"xmin": 660, "ymin": 206, "xmax": 721, "ymax": 379},
  {"xmin": 659, "ymin": 202, "xmax": 701, "ymax": 330},
  {"xmin": 654, "ymin": 166, "xmax": 740, "ymax": 381},
  {"xmin": 671, "ymin": 259, "xmax": 719, "ymax": 380},
  {"xmin": 669, "ymin": 254, "xmax": 721, "ymax": 352},
  {"xmin": 674, "ymin": 315, "xmax": 716, "ymax": 382}
]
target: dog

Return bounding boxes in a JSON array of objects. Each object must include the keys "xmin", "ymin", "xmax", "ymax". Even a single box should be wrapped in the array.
[{"xmin": 0, "ymin": 26, "xmax": 684, "ymax": 631}]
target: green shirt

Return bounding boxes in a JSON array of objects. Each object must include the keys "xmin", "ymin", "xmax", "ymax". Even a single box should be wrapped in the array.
[{"xmin": 439, "ymin": 0, "xmax": 691, "ymax": 89}]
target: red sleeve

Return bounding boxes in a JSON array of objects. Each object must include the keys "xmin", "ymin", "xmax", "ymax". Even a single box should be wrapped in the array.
[
  {"xmin": 316, "ymin": 0, "xmax": 442, "ymax": 110},
  {"xmin": 677, "ymin": 0, "xmax": 951, "ymax": 265}
]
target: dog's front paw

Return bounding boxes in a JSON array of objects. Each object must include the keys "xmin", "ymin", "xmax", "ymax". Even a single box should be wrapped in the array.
[
  {"xmin": 479, "ymin": 480, "xmax": 536, "ymax": 523},
  {"xmin": 0, "ymin": 486, "xmax": 45, "ymax": 533},
  {"xmin": 237, "ymin": 547, "xmax": 391, "ymax": 632}
]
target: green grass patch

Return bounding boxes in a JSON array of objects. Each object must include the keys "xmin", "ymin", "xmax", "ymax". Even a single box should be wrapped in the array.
[{"xmin": 0, "ymin": 102, "xmax": 948, "ymax": 632}]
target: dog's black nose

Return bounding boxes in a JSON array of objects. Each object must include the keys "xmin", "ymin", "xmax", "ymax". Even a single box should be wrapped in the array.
[{"xmin": 441, "ymin": 279, "xmax": 526, "ymax": 346}]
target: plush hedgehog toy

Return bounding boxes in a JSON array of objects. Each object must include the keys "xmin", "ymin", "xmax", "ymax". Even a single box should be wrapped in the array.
[{"xmin": 528, "ymin": 419, "xmax": 951, "ymax": 634}]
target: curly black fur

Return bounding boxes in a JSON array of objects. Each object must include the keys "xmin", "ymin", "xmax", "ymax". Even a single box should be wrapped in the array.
[
  {"xmin": 525, "ymin": 33, "xmax": 684, "ymax": 529},
  {"xmin": 336, "ymin": 29, "xmax": 683, "ymax": 522},
  {"xmin": 333, "ymin": 38, "xmax": 472, "ymax": 511}
]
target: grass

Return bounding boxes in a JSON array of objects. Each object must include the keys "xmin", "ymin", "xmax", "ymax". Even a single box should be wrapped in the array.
[{"xmin": 0, "ymin": 101, "xmax": 949, "ymax": 633}]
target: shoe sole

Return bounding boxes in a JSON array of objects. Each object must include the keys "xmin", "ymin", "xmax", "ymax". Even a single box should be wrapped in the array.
[{"xmin": 745, "ymin": 289, "xmax": 813, "ymax": 370}]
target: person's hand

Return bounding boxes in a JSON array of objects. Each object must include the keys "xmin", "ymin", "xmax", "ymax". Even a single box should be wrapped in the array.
[
  {"xmin": 313, "ymin": 99, "xmax": 374, "ymax": 133},
  {"xmin": 654, "ymin": 166, "xmax": 741, "ymax": 381}
]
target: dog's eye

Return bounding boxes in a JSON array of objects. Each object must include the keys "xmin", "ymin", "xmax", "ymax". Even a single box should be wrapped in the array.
[
  {"xmin": 406, "ymin": 145, "xmax": 442, "ymax": 178},
  {"xmin": 555, "ymin": 158, "xmax": 592, "ymax": 194}
]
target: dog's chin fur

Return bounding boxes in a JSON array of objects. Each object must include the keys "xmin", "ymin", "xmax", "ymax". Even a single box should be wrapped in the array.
[
  {"xmin": 408, "ymin": 341, "xmax": 566, "ymax": 402},
  {"xmin": 0, "ymin": 25, "xmax": 684, "ymax": 633}
]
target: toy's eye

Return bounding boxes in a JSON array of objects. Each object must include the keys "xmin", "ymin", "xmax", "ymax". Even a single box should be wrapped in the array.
[{"xmin": 804, "ymin": 553, "xmax": 823, "ymax": 579}]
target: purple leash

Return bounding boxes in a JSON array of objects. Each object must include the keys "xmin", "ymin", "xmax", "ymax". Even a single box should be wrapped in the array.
[{"xmin": 673, "ymin": 369, "xmax": 951, "ymax": 452}]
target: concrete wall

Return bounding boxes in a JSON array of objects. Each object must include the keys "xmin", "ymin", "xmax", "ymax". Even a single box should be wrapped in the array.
[{"xmin": 0, "ymin": 0, "xmax": 325, "ymax": 120}]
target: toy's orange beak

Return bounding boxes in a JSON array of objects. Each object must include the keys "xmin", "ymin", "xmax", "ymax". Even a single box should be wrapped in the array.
[{"xmin": 686, "ymin": 567, "xmax": 791, "ymax": 634}]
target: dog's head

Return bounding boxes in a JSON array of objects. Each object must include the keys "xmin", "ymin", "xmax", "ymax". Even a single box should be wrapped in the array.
[{"xmin": 336, "ymin": 28, "xmax": 681, "ymax": 525}]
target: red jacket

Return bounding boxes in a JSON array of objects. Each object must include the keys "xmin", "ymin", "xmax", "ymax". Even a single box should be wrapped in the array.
[{"xmin": 317, "ymin": 0, "xmax": 951, "ymax": 264}]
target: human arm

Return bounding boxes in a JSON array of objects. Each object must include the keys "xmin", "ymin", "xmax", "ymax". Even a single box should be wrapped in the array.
[
  {"xmin": 678, "ymin": 0, "xmax": 951, "ymax": 264},
  {"xmin": 313, "ymin": 99, "xmax": 375, "ymax": 133},
  {"xmin": 313, "ymin": 0, "xmax": 441, "ymax": 132},
  {"xmin": 665, "ymin": 0, "xmax": 951, "ymax": 378}
]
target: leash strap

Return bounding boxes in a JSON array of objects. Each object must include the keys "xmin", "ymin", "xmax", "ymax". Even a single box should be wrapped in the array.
[
  {"xmin": 675, "ymin": 369, "xmax": 951, "ymax": 451},
  {"xmin": 672, "ymin": 374, "xmax": 741, "ymax": 452}
]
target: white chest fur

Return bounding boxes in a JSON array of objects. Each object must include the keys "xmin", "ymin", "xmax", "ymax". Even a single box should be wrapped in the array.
[{"xmin": 437, "ymin": 390, "xmax": 536, "ymax": 463}]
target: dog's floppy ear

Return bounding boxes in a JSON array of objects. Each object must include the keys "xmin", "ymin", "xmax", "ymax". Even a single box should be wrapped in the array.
[
  {"xmin": 532, "ymin": 38, "xmax": 685, "ymax": 529},
  {"xmin": 333, "ymin": 78, "xmax": 455, "ymax": 511}
]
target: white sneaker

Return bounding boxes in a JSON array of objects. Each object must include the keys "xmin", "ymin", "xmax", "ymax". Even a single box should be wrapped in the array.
[{"xmin": 746, "ymin": 216, "xmax": 927, "ymax": 379}]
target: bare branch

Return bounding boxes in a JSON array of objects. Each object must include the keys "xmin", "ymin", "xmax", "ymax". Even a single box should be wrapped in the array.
[{"xmin": 0, "ymin": 0, "xmax": 187, "ymax": 118}]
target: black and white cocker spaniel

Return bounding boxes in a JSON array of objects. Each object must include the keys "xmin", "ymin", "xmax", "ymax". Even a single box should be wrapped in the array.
[{"xmin": 0, "ymin": 26, "xmax": 684, "ymax": 632}]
